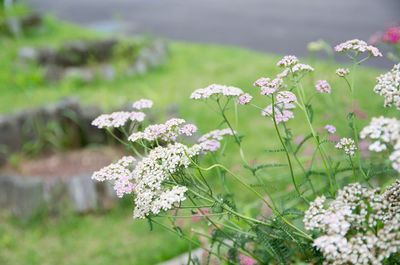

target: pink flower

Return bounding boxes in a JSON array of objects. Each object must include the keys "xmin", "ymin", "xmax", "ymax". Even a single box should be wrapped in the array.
[
  {"xmin": 191, "ymin": 208, "xmax": 211, "ymax": 222},
  {"xmin": 315, "ymin": 80, "xmax": 332, "ymax": 94},
  {"xmin": 239, "ymin": 254, "xmax": 257, "ymax": 265},
  {"xmin": 238, "ymin": 93, "xmax": 253, "ymax": 105},
  {"xmin": 383, "ymin": 26, "xmax": 400, "ymax": 44},
  {"xmin": 325, "ymin": 124, "xmax": 336, "ymax": 134}
]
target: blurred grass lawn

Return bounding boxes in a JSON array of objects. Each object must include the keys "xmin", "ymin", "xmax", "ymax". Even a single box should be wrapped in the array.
[{"xmin": 0, "ymin": 18, "xmax": 396, "ymax": 265}]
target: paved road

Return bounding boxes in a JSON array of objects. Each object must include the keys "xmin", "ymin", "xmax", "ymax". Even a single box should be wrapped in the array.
[{"xmin": 29, "ymin": 0, "xmax": 400, "ymax": 67}]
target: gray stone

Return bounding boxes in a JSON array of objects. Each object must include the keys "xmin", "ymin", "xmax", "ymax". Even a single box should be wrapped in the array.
[
  {"xmin": 68, "ymin": 175, "xmax": 98, "ymax": 213},
  {"xmin": 10, "ymin": 176, "xmax": 45, "ymax": 219},
  {"xmin": 19, "ymin": 47, "xmax": 39, "ymax": 63},
  {"xmin": 95, "ymin": 182, "xmax": 117, "ymax": 210},
  {"xmin": 0, "ymin": 176, "xmax": 14, "ymax": 208},
  {"xmin": 43, "ymin": 178, "xmax": 72, "ymax": 215}
]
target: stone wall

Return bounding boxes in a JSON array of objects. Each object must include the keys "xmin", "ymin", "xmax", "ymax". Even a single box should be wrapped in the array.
[{"xmin": 0, "ymin": 174, "xmax": 116, "ymax": 219}]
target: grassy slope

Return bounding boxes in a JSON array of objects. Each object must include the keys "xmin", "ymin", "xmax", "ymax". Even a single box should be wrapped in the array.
[{"xmin": 0, "ymin": 19, "xmax": 397, "ymax": 265}]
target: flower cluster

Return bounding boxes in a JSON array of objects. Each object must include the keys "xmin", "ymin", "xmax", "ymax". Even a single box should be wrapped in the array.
[
  {"xmin": 92, "ymin": 111, "xmax": 145, "ymax": 128},
  {"xmin": 254, "ymin": 77, "xmax": 284, "ymax": 96},
  {"xmin": 334, "ymin": 39, "xmax": 383, "ymax": 57},
  {"xmin": 92, "ymin": 156, "xmax": 136, "ymax": 197},
  {"xmin": 132, "ymin": 143, "xmax": 201, "ymax": 218},
  {"xmin": 325, "ymin": 124, "xmax": 336, "ymax": 134},
  {"xmin": 315, "ymin": 80, "xmax": 332, "ymax": 94},
  {"xmin": 262, "ymin": 91, "xmax": 297, "ymax": 124},
  {"xmin": 128, "ymin": 118, "xmax": 197, "ymax": 143},
  {"xmin": 238, "ymin": 93, "xmax": 253, "ymax": 105},
  {"xmin": 373, "ymin": 63, "xmax": 400, "ymax": 110},
  {"xmin": 361, "ymin": 116, "xmax": 400, "ymax": 172},
  {"xmin": 335, "ymin": 137, "xmax": 357, "ymax": 156},
  {"xmin": 190, "ymin": 84, "xmax": 244, "ymax": 100},
  {"xmin": 276, "ymin": 55, "xmax": 299, "ymax": 68},
  {"xmin": 304, "ymin": 182, "xmax": 400, "ymax": 265},
  {"xmin": 336, "ymin": 68, "xmax": 350, "ymax": 77},
  {"xmin": 132, "ymin": 99, "xmax": 153, "ymax": 110},
  {"xmin": 382, "ymin": 26, "xmax": 400, "ymax": 44},
  {"xmin": 198, "ymin": 128, "xmax": 235, "ymax": 152}
]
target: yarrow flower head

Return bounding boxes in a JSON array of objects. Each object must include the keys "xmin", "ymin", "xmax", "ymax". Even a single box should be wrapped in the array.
[
  {"xmin": 254, "ymin": 77, "xmax": 284, "ymax": 96},
  {"xmin": 325, "ymin": 124, "xmax": 336, "ymax": 134},
  {"xmin": 334, "ymin": 39, "xmax": 383, "ymax": 57},
  {"xmin": 304, "ymin": 182, "xmax": 400, "ymax": 265},
  {"xmin": 277, "ymin": 55, "xmax": 299, "ymax": 68},
  {"xmin": 198, "ymin": 128, "xmax": 235, "ymax": 153},
  {"xmin": 315, "ymin": 80, "xmax": 332, "ymax": 94},
  {"xmin": 132, "ymin": 99, "xmax": 153, "ymax": 110},
  {"xmin": 190, "ymin": 84, "xmax": 244, "ymax": 100},
  {"xmin": 262, "ymin": 91, "xmax": 297, "ymax": 124},
  {"xmin": 292, "ymin": 63, "xmax": 314, "ymax": 74},
  {"xmin": 335, "ymin": 137, "xmax": 357, "ymax": 156},
  {"xmin": 238, "ymin": 93, "xmax": 253, "ymax": 105},
  {"xmin": 92, "ymin": 111, "xmax": 145, "ymax": 128},
  {"xmin": 373, "ymin": 63, "xmax": 400, "ymax": 110},
  {"xmin": 92, "ymin": 156, "xmax": 136, "ymax": 197},
  {"xmin": 360, "ymin": 116, "xmax": 400, "ymax": 152},
  {"xmin": 128, "ymin": 118, "xmax": 197, "ymax": 143},
  {"xmin": 132, "ymin": 143, "xmax": 201, "ymax": 218},
  {"xmin": 239, "ymin": 254, "xmax": 257, "ymax": 265},
  {"xmin": 336, "ymin": 68, "xmax": 350, "ymax": 77}
]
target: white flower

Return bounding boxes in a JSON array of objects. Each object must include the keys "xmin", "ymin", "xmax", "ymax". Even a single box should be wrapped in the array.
[
  {"xmin": 132, "ymin": 99, "xmax": 153, "ymax": 110},
  {"xmin": 373, "ymin": 64, "xmax": 400, "ymax": 110},
  {"xmin": 335, "ymin": 137, "xmax": 357, "ymax": 156},
  {"xmin": 360, "ymin": 116, "xmax": 400, "ymax": 152},
  {"xmin": 335, "ymin": 39, "xmax": 382, "ymax": 57},
  {"xmin": 198, "ymin": 128, "xmax": 235, "ymax": 152},
  {"xmin": 336, "ymin": 68, "xmax": 350, "ymax": 77},
  {"xmin": 292, "ymin": 63, "xmax": 314, "ymax": 73},
  {"xmin": 92, "ymin": 111, "xmax": 145, "ymax": 128},
  {"xmin": 190, "ymin": 84, "xmax": 244, "ymax": 99},
  {"xmin": 315, "ymin": 80, "xmax": 332, "ymax": 94},
  {"xmin": 277, "ymin": 55, "xmax": 299, "ymax": 68}
]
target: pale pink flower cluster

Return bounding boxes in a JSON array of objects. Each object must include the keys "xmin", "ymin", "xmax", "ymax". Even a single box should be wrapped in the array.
[
  {"xmin": 336, "ymin": 68, "xmax": 350, "ymax": 77},
  {"xmin": 239, "ymin": 254, "xmax": 257, "ymax": 265},
  {"xmin": 304, "ymin": 183, "xmax": 400, "ymax": 265},
  {"xmin": 325, "ymin": 124, "xmax": 336, "ymax": 134},
  {"xmin": 292, "ymin": 63, "xmax": 314, "ymax": 73},
  {"xmin": 190, "ymin": 84, "xmax": 244, "ymax": 99},
  {"xmin": 132, "ymin": 99, "xmax": 153, "ymax": 110},
  {"xmin": 238, "ymin": 93, "xmax": 253, "ymax": 105},
  {"xmin": 315, "ymin": 80, "xmax": 332, "ymax": 94},
  {"xmin": 92, "ymin": 111, "xmax": 145, "ymax": 128},
  {"xmin": 262, "ymin": 91, "xmax": 297, "ymax": 124},
  {"xmin": 334, "ymin": 39, "xmax": 383, "ymax": 57},
  {"xmin": 276, "ymin": 55, "xmax": 299, "ymax": 68},
  {"xmin": 92, "ymin": 156, "xmax": 136, "ymax": 197},
  {"xmin": 128, "ymin": 118, "xmax": 197, "ymax": 143},
  {"xmin": 198, "ymin": 128, "xmax": 235, "ymax": 152},
  {"xmin": 254, "ymin": 77, "xmax": 284, "ymax": 96},
  {"xmin": 335, "ymin": 137, "xmax": 357, "ymax": 156},
  {"xmin": 373, "ymin": 64, "xmax": 400, "ymax": 110}
]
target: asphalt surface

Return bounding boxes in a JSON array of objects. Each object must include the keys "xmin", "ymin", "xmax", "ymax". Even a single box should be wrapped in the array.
[{"xmin": 29, "ymin": 0, "xmax": 400, "ymax": 68}]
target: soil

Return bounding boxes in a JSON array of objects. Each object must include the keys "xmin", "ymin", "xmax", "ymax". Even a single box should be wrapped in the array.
[{"xmin": 0, "ymin": 147, "xmax": 126, "ymax": 178}]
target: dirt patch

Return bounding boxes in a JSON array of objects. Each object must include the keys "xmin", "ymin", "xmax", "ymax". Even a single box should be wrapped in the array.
[{"xmin": 1, "ymin": 147, "xmax": 126, "ymax": 179}]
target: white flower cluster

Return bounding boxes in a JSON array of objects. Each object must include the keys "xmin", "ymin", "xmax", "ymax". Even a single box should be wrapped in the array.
[
  {"xmin": 262, "ymin": 91, "xmax": 297, "ymax": 124},
  {"xmin": 373, "ymin": 64, "xmax": 400, "ymax": 110},
  {"xmin": 198, "ymin": 128, "xmax": 235, "ymax": 152},
  {"xmin": 304, "ymin": 182, "xmax": 400, "ymax": 265},
  {"xmin": 92, "ymin": 156, "xmax": 136, "ymax": 197},
  {"xmin": 361, "ymin": 116, "xmax": 400, "ymax": 172},
  {"xmin": 132, "ymin": 143, "xmax": 201, "ymax": 218},
  {"xmin": 276, "ymin": 55, "xmax": 314, "ymax": 75},
  {"xmin": 132, "ymin": 99, "xmax": 153, "ymax": 110},
  {"xmin": 334, "ymin": 39, "xmax": 383, "ymax": 57},
  {"xmin": 92, "ymin": 111, "xmax": 145, "ymax": 128},
  {"xmin": 336, "ymin": 68, "xmax": 350, "ymax": 77},
  {"xmin": 128, "ymin": 118, "xmax": 197, "ymax": 143},
  {"xmin": 190, "ymin": 84, "xmax": 244, "ymax": 100},
  {"xmin": 335, "ymin": 137, "xmax": 357, "ymax": 156}
]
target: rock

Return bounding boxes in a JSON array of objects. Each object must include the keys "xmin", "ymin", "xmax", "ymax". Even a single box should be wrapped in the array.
[
  {"xmin": 68, "ymin": 175, "xmax": 98, "ymax": 213},
  {"xmin": 0, "ymin": 176, "xmax": 14, "ymax": 208},
  {"xmin": 64, "ymin": 67, "xmax": 95, "ymax": 82},
  {"xmin": 0, "ymin": 114, "xmax": 23, "ymax": 164},
  {"xmin": 10, "ymin": 176, "xmax": 44, "ymax": 219},
  {"xmin": 96, "ymin": 182, "xmax": 117, "ymax": 210},
  {"xmin": 19, "ymin": 47, "xmax": 38, "ymax": 63},
  {"xmin": 43, "ymin": 178, "xmax": 72, "ymax": 215}
]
